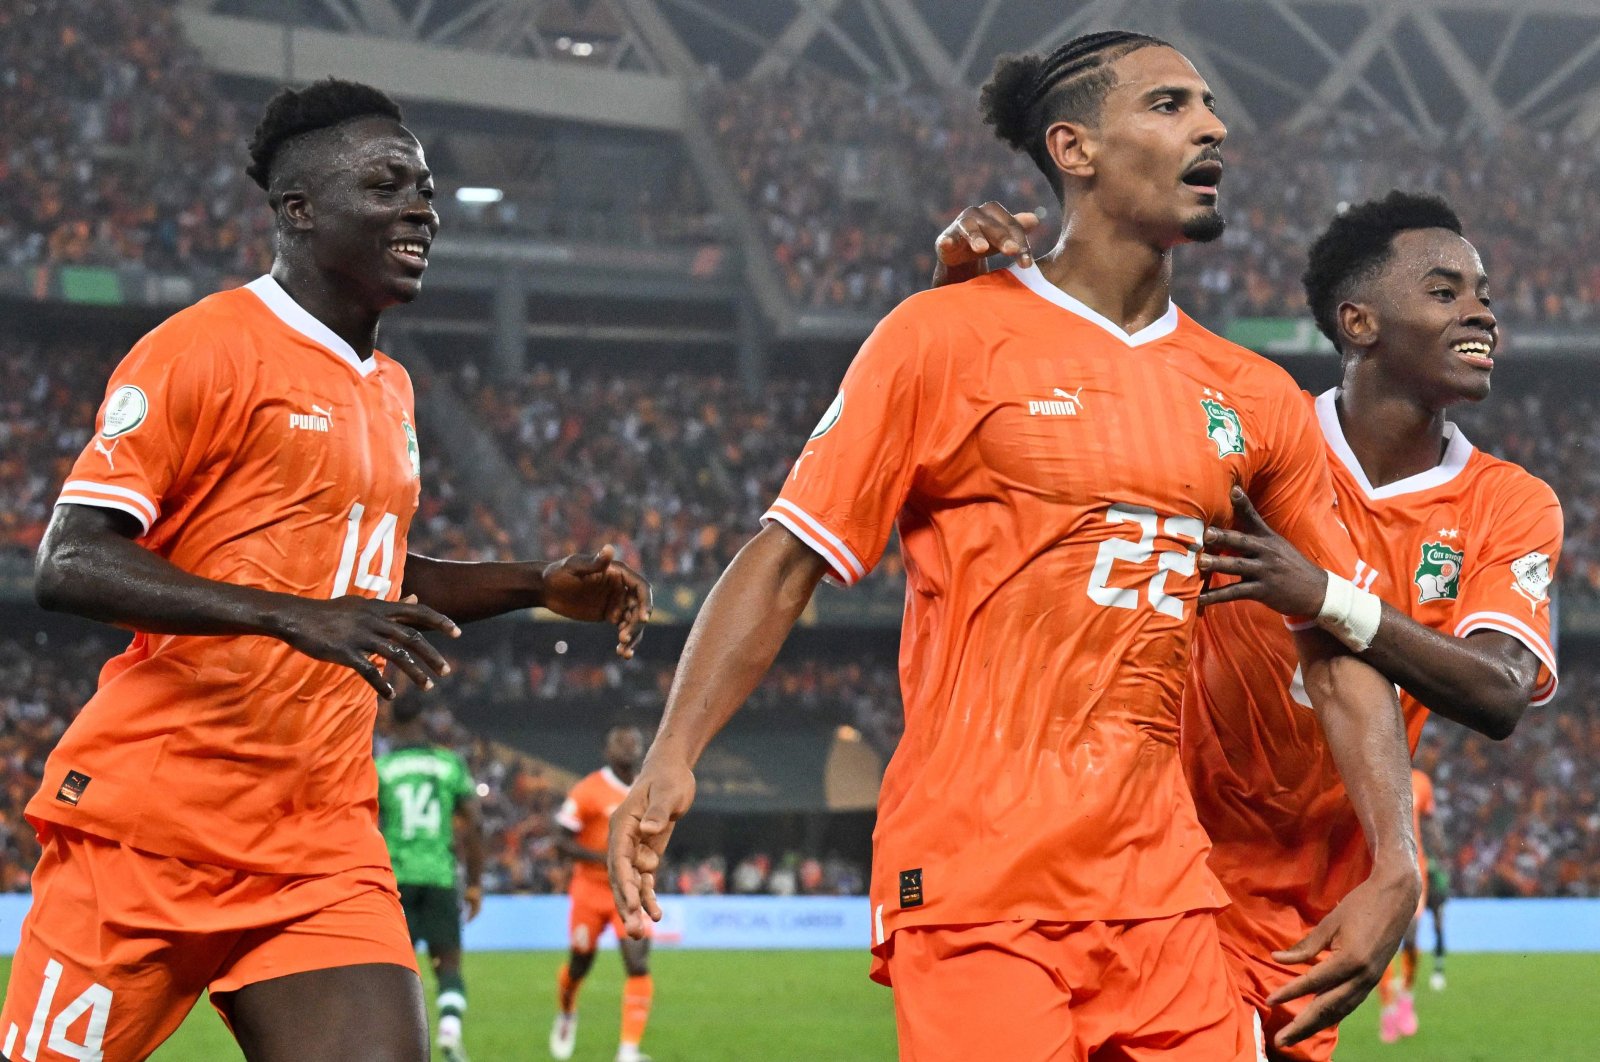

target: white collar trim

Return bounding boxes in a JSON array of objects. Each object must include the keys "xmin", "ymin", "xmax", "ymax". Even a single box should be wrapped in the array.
[
  {"xmin": 1315, "ymin": 388, "xmax": 1474, "ymax": 500},
  {"xmin": 245, "ymin": 275, "xmax": 375, "ymax": 377},
  {"xmin": 601, "ymin": 766, "xmax": 631, "ymax": 793},
  {"xmin": 1007, "ymin": 263, "xmax": 1180, "ymax": 347}
]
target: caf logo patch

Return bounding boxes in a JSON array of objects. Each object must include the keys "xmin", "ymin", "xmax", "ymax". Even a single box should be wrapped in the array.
[
  {"xmin": 101, "ymin": 385, "xmax": 147, "ymax": 439},
  {"xmin": 810, "ymin": 391, "xmax": 844, "ymax": 439},
  {"xmin": 1414, "ymin": 541, "xmax": 1464, "ymax": 603}
]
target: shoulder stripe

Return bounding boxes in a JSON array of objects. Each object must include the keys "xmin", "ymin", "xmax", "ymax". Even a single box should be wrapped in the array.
[
  {"xmin": 1455, "ymin": 611, "xmax": 1558, "ymax": 705},
  {"xmin": 60, "ymin": 481, "xmax": 158, "ymax": 525},
  {"xmin": 763, "ymin": 500, "xmax": 866, "ymax": 584}
]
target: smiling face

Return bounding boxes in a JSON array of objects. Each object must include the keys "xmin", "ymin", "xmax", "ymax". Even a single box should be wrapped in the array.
[
  {"xmin": 1051, "ymin": 45, "xmax": 1228, "ymax": 247},
  {"xmin": 1354, "ymin": 228, "xmax": 1498, "ymax": 407},
  {"xmin": 279, "ymin": 116, "xmax": 439, "ymax": 309}
]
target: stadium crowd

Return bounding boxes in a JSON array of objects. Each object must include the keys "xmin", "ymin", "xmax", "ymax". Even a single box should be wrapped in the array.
[
  {"xmin": 462, "ymin": 363, "xmax": 907, "ymax": 589},
  {"xmin": 710, "ymin": 72, "xmax": 1600, "ymax": 326}
]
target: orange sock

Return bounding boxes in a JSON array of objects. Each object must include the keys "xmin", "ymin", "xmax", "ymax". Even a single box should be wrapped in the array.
[
  {"xmin": 1378, "ymin": 960, "xmax": 1398, "ymax": 1006},
  {"xmin": 1401, "ymin": 948, "xmax": 1418, "ymax": 992},
  {"xmin": 620, "ymin": 973, "xmax": 654, "ymax": 1047},
  {"xmin": 557, "ymin": 963, "xmax": 582, "ymax": 1014}
]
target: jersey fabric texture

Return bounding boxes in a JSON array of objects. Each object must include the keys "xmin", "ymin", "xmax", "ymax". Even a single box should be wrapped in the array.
[
  {"xmin": 1185, "ymin": 387, "xmax": 1561, "ymax": 1054},
  {"xmin": 762, "ymin": 266, "xmax": 1359, "ymax": 968},
  {"xmin": 33, "ymin": 275, "xmax": 423, "ymax": 876},
  {"xmin": 377, "ymin": 743, "xmax": 475, "ymax": 888}
]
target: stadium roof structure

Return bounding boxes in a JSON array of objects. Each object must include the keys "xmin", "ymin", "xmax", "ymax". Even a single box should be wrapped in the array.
[{"xmin": 181, "ymin": 0, "xmax": 1600, "ymax": 139}]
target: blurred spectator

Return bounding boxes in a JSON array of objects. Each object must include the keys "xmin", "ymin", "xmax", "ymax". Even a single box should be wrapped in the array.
[{"xmin": 710, "ymin": 72, "xmax": 1600, "ymax": 328}]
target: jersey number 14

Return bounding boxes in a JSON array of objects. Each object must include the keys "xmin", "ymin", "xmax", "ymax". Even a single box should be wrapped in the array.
[{"xmin": 332, "ymin": 502, "xmax": 399, "ymax": 598}]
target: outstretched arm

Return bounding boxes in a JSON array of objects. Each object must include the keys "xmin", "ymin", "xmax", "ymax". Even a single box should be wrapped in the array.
[
  {"xmin": 1199, "ymin": 488, "xmax": 1540, "ymax": 739},
  {"xmin": 1267, "ymin": 629, "xmax": 1422, "ymax": 1048},
  {"xmin": 608, "ymin": 524, "xmax": 829, "ymax": 937},
  {"xmin": 403, "ymin": 545, "xmax": 651, "ymax": 657},
  {"xmin": 38, "ymin": 503, "xmax": 458, "ymax": 698}
]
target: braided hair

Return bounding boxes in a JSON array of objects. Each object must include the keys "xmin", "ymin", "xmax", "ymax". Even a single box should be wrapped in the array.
[{"xmin": 981, "ymin": 30, "xmax": 1169, "ymax": 197}]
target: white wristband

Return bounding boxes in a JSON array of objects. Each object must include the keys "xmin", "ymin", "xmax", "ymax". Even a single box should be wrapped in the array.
[{"xmin": 1317, "ymin": 573, "xmax": 1383, "ymax": 653}]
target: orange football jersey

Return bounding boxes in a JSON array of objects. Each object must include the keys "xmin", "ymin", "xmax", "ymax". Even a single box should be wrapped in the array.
[
  {"xmin": 1412, "ymin": 768, "xmax": 1436, "ymax": 883},
  {"xmin": 763, "ymin": 266, "xmax": 1358, "ymax": 961},
  {"xmin": 1186, "ymin": 388, "xmax": 1561, "ymax": 954},
  {"xmin": 557, "ymin": 768, "xmax": 632, "ymax": 891},
  {"xmin": 30, "ymin": 276, "xmax": 422, "ymax": 874}
]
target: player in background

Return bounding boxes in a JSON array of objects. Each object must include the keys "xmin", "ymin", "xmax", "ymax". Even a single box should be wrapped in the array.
[
  {"xmin": 931, "ymin": 191, "xmax": 1560, "ymax": 1059},
  {"xmin": 611, "ymin": 33, "xmax": 1419, "ymax": 1061},
  {"xmin": 377, "ymin": 696, "xmax": 486, "ymax": 1062},
  {"xmin": 550, "ymin": 727, "xmax": 652, "ymax": 1062},
  {"xmin": 1, "ymin": 78, "xmax": 649, "ymax": 1062},
  {"xmin": 1376, "ymin": 768, "xmax": 1445, "ymax": 1042},
  {"xmin": 1425, "ymin": 838, "xmax": 1451, "ymax": 992}
]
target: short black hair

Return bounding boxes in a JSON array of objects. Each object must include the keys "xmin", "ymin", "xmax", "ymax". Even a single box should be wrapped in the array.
[
  {"xmin": 1303, "ymin": 190, "xmax": 1465, "ymax": 351},
  {"xmin": 981, "ymin": 30, "xmax": 1170, "ymax": 199},
  {"xmin": 246, "ymin": 77, "xmax": 403, "ymax": 190}
]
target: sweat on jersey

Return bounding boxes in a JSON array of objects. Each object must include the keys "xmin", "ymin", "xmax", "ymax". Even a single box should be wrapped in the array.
[
  {"xmin": 761, "ymin": 265, "xmax": 1361, "ymax": 968},
  {"xmin": 33, "ymin": 276, "xmax": 422, "ymax": 875}
]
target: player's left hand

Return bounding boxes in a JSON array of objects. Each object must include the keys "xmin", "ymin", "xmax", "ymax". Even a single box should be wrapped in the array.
[
  {"xmin": 1266, "ymin": 864, "xmax": 1421, "ymax": 1047},
  {"xmin": 1197, "ymin": 487, "xmax": 1329, "ymax": 617},
  {"xmin": 539, "ymin": 544, "xmax": 652, "ymax": 658},
  {"xmin": 463, "ymin": 884, "xmax": 483, "ymax": 922}
]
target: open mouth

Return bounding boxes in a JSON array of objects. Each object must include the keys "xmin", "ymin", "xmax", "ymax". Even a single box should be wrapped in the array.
[
  {"xmin": 389, "ymin": 237, "xmax": 430, "ymax": 268},
  {"xmin": 1451, "ymin": 338, "xmax": 1494, "ymax": 368},
  {"xmin": 1181, "ymin": 159, "xmax": 1223, "ymax": 195}
]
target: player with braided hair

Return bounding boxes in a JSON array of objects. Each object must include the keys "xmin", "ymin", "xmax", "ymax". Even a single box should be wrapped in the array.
[{"xmin": 611, "ymin": 31, "xmax": 1419, "ymax": 1062}]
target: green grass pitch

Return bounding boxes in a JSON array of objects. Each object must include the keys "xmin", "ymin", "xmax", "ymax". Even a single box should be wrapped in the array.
[{"xmin": 2, "ymin": 951, "xmax": 1593, "ymax": 1060}]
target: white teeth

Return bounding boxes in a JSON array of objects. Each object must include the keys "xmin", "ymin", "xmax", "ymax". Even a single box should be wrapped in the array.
[
  {"xmin": 392, "ymin": 240, "xmax": 425, "ymax": 257},
  {"xmin": 1453, "ymin": 341, "xmax": 1491, "ymax": 356}
]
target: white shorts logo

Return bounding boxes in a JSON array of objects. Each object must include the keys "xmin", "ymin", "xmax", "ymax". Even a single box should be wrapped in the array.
[{"xmin": 101, "ymin": 386, "xmax": 147, "ymax": 439}]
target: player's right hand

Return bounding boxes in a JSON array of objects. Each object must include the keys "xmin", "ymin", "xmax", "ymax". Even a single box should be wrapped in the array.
[
  {"xmin": 608, "ymin": 758, "xmax": 696, "ymax": 939},
  {"xmin": 271, "ymin": 593, "xmax": 461, "ymax": 699},
  {"xmin": 932, "ymin": 201, "xmax": 1041, "ymax": 288}
]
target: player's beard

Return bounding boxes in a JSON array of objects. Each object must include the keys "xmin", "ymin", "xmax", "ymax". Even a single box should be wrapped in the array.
[{"xmin": 1182, "ymin": 208, "xmax": 1226, "ymax": 243}]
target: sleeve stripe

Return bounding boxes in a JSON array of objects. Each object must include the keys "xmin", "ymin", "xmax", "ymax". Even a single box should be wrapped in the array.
[
  {"xmin": 60, "ymin": 480, "xmax": 158, "ymax": 525},
  {"xmin": 1455, "ymin": 611, "xmax": 1559, "ymax": 704},
  {"xmin": 765, "ymin": 499, "xmax": 867, "ymax": 581},
  {"xmin": 762, "ymin": 508, "xmax": 858, "ymax": 587},
  {"xmin": 54, "ymin": 495, "xmax": 153, "ymax": 535},
  {"xmin": 554, "ymin": 811, "xmax": 583, "ymax": 833}
]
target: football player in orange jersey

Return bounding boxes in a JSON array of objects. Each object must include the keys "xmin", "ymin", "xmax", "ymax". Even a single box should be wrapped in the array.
[
  {"xmin": 934, "ymin": 190, "xmax": 1560, "ymax": 1060},
  {"xmin": 2, "ymin": 79, "xmax": 649, "ymax": 1062},
  {"xmin": 611, "ymin": 32, "xmax": 1418, "ymax": 1062},
  {"xmin": 550, "ymin": 727, "xmax": 653, "ymax": 1062}
]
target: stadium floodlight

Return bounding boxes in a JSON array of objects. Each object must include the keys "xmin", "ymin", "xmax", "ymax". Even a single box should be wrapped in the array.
[{"xmin": 455, "ymin": 187, "xmax": 504, "ymax": 204}]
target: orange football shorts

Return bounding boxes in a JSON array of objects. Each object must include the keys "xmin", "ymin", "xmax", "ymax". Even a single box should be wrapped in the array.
[
  {"xmin": 0, "ymin": 825, "xmax": 415, "ymax": 1061},
  {"xmin": 567, "ymin": 874, "xmax": 649, "ymax": 954},
  {"xmin": 884, "ymin": 911, "xmax": 1263, "ymax": 1062}
]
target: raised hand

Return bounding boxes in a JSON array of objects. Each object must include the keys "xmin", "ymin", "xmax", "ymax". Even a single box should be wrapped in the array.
[
  {"xmin": 1266, "ymin": 865, "xmax": 1421, "ymax": 1047},
  {"xmin": 1198, "ymin": 486, "xmax": 1331, "ymax": 618},
  {"xmin": 539, "ymin": 544, "xmax": 653, "ymax": 658},
  {"xmin": 933, "ymin": 201, "xmax": 1042, "ymax": 287},
  {"xmin": 608, "ymin": 758, "xmax": 696, "ymax": 938},
  {"xmin": 272, "ymin": 592, "xmax": 460, "ymax": 698}
]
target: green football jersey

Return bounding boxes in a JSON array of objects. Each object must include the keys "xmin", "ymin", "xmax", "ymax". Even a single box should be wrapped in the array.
[{"xmin": 376, "ymin": 744, "xmax": 475, "ymax": 888}]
